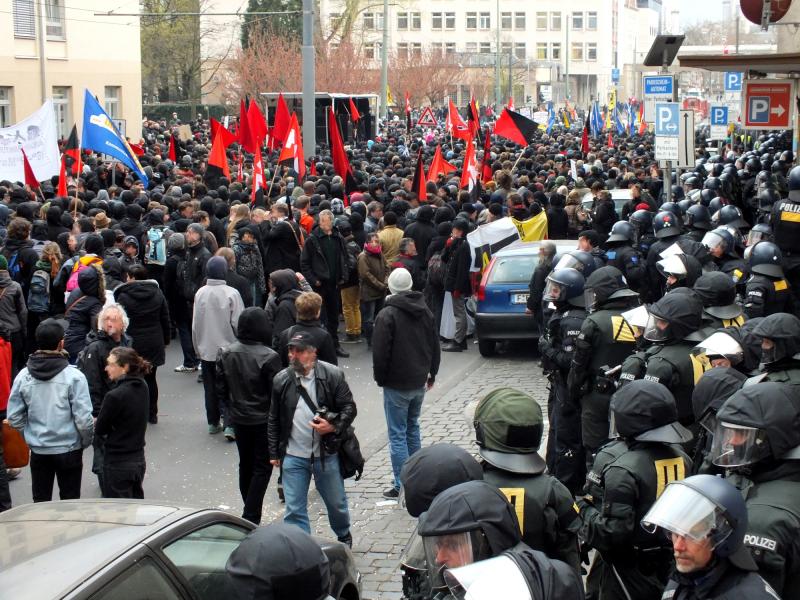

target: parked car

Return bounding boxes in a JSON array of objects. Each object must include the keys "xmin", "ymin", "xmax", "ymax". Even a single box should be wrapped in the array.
[
  {"xmin": 0, "ymin": 500, "xmax": 362, "ymax": 600},
  {"xmin": 475, "ymin": 240, "xmax": 574, "ymax": 357}
]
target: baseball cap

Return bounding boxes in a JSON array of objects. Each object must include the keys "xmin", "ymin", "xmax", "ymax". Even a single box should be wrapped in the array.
[{"xmin": 287, "ymin": 331, "xmax": 316, "ymax": 350}]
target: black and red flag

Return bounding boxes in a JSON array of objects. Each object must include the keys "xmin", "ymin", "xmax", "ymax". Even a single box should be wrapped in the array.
[
  {"xmin": 327, "ymin": 106, "xmax": 357, "ymax": 202},
  {"xmin": 63, "ymin": 124, "xmax": 82, "ymax": 176},
  {"xmin": 410, "ymin": 148, "xmax": 427, "ymax": 201},
  {"xmin": 467, "ymin": 96, "xmax": 481, "ymax": 141},
  {"xmin": 493, "ymin": 108, "xmax": 537, "ymax": 147}
]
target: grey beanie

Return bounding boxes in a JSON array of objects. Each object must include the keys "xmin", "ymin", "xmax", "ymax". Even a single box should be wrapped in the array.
[{"xmin": 206, "ymin": 255, "xmax": 228, "ymax": 280}]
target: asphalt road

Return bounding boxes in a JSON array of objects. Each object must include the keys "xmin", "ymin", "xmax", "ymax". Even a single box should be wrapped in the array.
[{"xmin": 8, "ymin": 336, "xmax": 484, "ymax": 521}]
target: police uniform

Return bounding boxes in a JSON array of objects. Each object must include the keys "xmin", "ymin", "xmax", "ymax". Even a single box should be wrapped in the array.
[
  {"xmin": 744, "ymin": 273, "xmax": 793, "ymax": 318},
  {"xmin": 605, "ymin": 244, "xmax": 645, "ymax": 292},
  {"xmin": 770, "ymin": 196, "xmax": 800, "ymax": 307}
]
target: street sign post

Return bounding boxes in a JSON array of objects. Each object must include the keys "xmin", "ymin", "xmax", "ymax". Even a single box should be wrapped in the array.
[
  {"xmin": 655, "ymin": 102, "xmax": 679, "ymax": 161},
  {"xmin": 709, "ymin": 105, "xmax": 729, "ymax": 140},
  {"xmin": 643, "ymin": 75, "xmax": 675, "ymax": 122},
  {"xmin": 724, "ymin": 72, "xmax": 744, "ymax": 92},
  {"xmin": 612, "ymin": 68, "xmax": 620, "ymax": 84},
  {"xmin": 678, "ymin": 109, "xmax": 695, "ymax": 168},
  {"xmin": 743, "ymin": 80, "xmax": 794, "ymax": 130}
]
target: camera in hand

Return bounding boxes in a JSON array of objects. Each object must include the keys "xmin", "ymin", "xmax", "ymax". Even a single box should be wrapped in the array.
[{"xmin": 315, "ymin": 408, "xmax": 339, "ymax": 423}]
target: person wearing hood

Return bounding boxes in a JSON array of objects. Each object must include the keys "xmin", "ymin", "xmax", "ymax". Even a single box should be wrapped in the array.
[
  {"xmin": 656, "ymin": 252, "xmax": 703, "ymax": 292},
  {"xmin": 193, "ymin": 256, "xmax": 244, "ymax": 438},
  {"xmin": 261, "ymin": 202, "xmax": 303, "ymax": 275},
  {"xmin": 233, "ymin": 225, "xmax": 266, "ymax": 308},
  {"xmin": 712, "ymin": 382, "xmax": 800, "ymax": 598},
  {"xmin": 357, "ymin": 231, "xmax": 390, "ymax": 348},
  {"xmin": 95, "ymin": 347, "xmax": 150, "ymax": 498},
  {"xmin": 747, "ymin": 312, "xmax": 800, "ymax": 386},
  {"xmin": 0, "ymin": 254, "xmax": 28, "ymax": 377},
  {"xmin": 7, "ymin": 318, "xmax": 93, "ymax": 502},
  {"xmin": 64, "ymin": 264, "xmax": 105, "ymax": 364},
  {"xmin": 216, "ymin": 306, "xmax": 282, "ymax": 524},
  {"xmin": 46, "ymin": 205, "xmax": 69, "ymax": 242},
  {"xmin": 642, "ymin": 474, "xmax": 780, "ymax": 599},
  {"xmin": 114, "ymin": 265, "xmax": 170, "ymax": 424},
  {"xmin": 268, "ymin": 268, "xmax": 304, "ymax": 349},
  {"xmin": 404, "ymin": 204, "xmax": 436, "ymax": 263},
  {"xmin": 693, "ymin": 272, "xmax": 746, "ymax": 330},
  {"xmin": 1, "ymin": 217, "xmax": 41, "ymax": 299},
  {"xmin": 372, "ymin": 268, "xmax": 440, "ymax": 498},
  {"xmin": 578, "ymin": 380, "xmax": 693, "ymax": 600},
  {"xmin": 120, "ymin": 235, "xmax": 140, "ymax": 274}
]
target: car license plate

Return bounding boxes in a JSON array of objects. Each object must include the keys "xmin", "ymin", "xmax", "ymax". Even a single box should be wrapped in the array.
[{"xmin": 512, "ymin": 293, "xmax": 529, "ymax": 304}]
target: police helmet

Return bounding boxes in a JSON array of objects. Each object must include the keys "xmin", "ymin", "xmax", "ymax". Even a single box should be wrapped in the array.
[
  {"xmin": 745, "ymin": 223, "xmax": 772, "ymax": 248},
  {"xmin": 699, "ymin": 189, "xmax": 717, "ymax": 207},
  {"xmin": 543, "ymin": 267, "xmax": 585, "ymax": 307},
  {"xmin": 789, "ymin": 165, "xmax": 800, "ymax": 201},
  {"xmin": 629, "ymin": 209, "xmax": 653, "ymax": 236},
  {"xmin": 693, "ymin": 271, "xmax": 740, "ymax": 319},
  {"xmin": 701, "ymin": 227, "xmax": 735, "ymax": 257},
  {"xmin": 685, "ymin": 176, "xmax": 701, "ymax": 190},
  {"xmin": 645, "ymin": 292, "xmax": 703, "ymax": 342},
  {"xmin": 583, "ymin": 266, "xmax": 638, "ymax": 311},
  {"xmin": 653, "ymin": 210, "xmax": 681, "ymax": 239},
  {"xmin": 717, "ymin": 205, "xmax": 749, "ymax": 230},
  {"xmin": 609, "ymin": 380, "xmax": 693, "ymax": 443},
  {"xmin": 553, "ymin": 250, "xmax": 596, "ymax": 277},
  {"xmin": 745, "ymin": 157, "xmax": 761, "ymax": 173},
  {"xmin": 686, "ymin": 204, "xmax": 712, "ymax": 231},
  {"xmin": 607, "ymin": 221, "xmax": 636, "ymax": 244},
  {"xmin": 747, "ymin": 241, "xmax": 783, "ymax": 278},
  {"xmin": 752, "ymin": 312, "xmax": 800, "ymax": 365},
  {"xmin": 758, "ymin": 187, "xmax": 781, "ymax": 212},
  {"xmin": 671, "ymin": 185, "xmax": 685, "ymax": 200},
  {"xmin": 704, "ymin": 177, "xmax": 721, "ymax": 192},
  {"xmin": 660, "ymin": 201, "xmax": 683, "ymax": 218}
]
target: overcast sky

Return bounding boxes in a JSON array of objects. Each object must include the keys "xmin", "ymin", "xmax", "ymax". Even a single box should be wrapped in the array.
[{"xmin": 676, "ymin": 0, "xmax": 726, "ymax": 27}]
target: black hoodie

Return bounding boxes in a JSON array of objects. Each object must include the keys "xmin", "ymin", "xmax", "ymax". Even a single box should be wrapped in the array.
[
  {"xmin": 114, "ymin": 279, "xmax": 171, "ymax": 366},
  {"xmin": 372, "ymin": 290, "xmax": 440, "ymax": 389},
  {"xmin": 27, "ymin": 350, "xmax": 69, "ymax": 381}
]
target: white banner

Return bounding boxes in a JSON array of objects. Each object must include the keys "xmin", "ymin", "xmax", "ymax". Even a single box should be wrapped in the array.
[
  {"xmin": 466, "ymin": 217, "xmax": 521, "ymax": 272},
  {"xmin": 0, "ymin": 100, "xmax": 61, "ymax": 183}
]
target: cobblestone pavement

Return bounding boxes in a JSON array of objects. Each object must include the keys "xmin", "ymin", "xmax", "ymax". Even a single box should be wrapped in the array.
[{"xmin": 304, "ymin": 344, "xmax": 549, "ymax": 600}]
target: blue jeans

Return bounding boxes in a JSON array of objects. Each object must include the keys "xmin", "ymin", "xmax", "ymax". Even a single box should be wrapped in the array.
[
  {"xmin": 360, "ymin": 297, "xmax": 384, "ymax": 344},
  {"xmin": 281, "ymin": 453, "xmax": 350, "ymax": 539},
  {"xmin": 384, "ymin": 386, "xmax": 425, "ymax": 491}
]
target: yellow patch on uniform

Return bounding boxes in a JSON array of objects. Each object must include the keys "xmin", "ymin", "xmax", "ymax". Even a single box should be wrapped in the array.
[
  {"xmin": 721, "ymin": 315, "xmax": 745, "ymax": 328},
  {"xmin": 775, "ymin": 279, "xmax": 788, "ymax": 291},
  {"xmin": 690, "ymin": 352, "xmax": 711, "ymax": 384},
  {"xmin": 499, "ymin": 487, "xmax": 526, "ymax": 533},
  {"xmin": 733, "ymin": 269, "xmax": 744, "ymax": 281},
  {"xmin": 611, "ymin": 315, "xmax": 637, "ymax": 343},
  {"xmin": 781, "ymin": 211, "xmax": 800, "ymax": 223},
  {"xmin": 654, "ymin": 457, "xmax": 686, "ymax": 498},
  {"xmin": 573, "ymin": 502, "xmax": 580, "ymax": 514}
]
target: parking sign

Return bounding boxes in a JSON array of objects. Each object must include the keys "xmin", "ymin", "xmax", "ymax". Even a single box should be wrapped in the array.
[
  {"xmin": 743, "ymin": 80, "xmax": 794, "ymax": 129},
  {"xmin": 655, "ymin": 103, "xmax": 679, "ymax": 137},
  {"xmin": 724, "ymin": 72, "xmax": 743, "ymax": 92},
  {"xmin": 709, "ymin": 105, "xmax": 729, "ymax": 140}
]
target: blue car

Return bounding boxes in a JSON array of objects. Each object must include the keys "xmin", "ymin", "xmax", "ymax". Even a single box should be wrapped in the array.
[{"xmin": 475, "ymin": 240, "xmax": 574, "ymax": 357}]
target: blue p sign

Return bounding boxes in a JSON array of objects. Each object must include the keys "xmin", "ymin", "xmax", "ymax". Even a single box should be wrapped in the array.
[
  {"xmin": 710, "ymin": 106, "xmax": 728, "ymax": 126},
  {"xmin": 724, "ymin": 72, "xmax": 743, "ymax": 92},
  {"xmin": 748, "ymin": 96, "xmax": 770, "ymax": 123}
]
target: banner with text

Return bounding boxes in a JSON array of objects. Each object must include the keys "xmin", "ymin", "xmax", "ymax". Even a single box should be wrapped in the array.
[{"xmin": 0, "ymin": 100, "xmax": 61, "ymax": 183}]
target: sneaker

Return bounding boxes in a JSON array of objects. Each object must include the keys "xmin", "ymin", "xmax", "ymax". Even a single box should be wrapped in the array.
[
  {"xmin": 224, "ymin": 427, "xmax": 236, "ymax": 441},
  {"xmin": 341, "ymin": 333, "xmax": 362, "ymax": 344},
  {"xmin": 6, "ymin": 468, "xmax": 21, "ymax": 480},
  {"xmin": 337, "ymin": 532, "xmax": 353, "ymax": 548},
  {"xmin": 174, "ymin": 364, "xmax": 197, "ymax": 373},
  {"xmin": 208, "ymin": 423, "xmax": 223, "ymax": 434},
  {"xmin": 382, "ymin": 487, "xmax": 400, "ymax": 499}
]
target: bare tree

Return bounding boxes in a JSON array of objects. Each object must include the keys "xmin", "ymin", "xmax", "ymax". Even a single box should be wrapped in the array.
[{"xmin": 388, "ymin": 49, "xmax": 461, "ymax": 106}]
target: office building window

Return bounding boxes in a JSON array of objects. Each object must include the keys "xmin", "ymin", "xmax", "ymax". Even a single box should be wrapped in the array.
[
  {"xmin": 13, "ymin": 0, "xmax": 35, "ymax": 38},
  {"xmin": 587, "ymin": 11, "xmax": 597, "ymax": 30},
  {"xmin": 52, "ymin": 86, "xmax": 70, "ymax": 140},
  {"xmin": 397, "ymin": 11, "xmax": 409, "ymax": 30},
  {"xmin": 411, "ymin": 42, "xmax": 422, "ymax": 57},
  {"xmin": 501, "ymin": 12, "xmax": 512, "ymax": 30},
  {"xmin": 104, "ymin": 86, "xmax": 121, "ymax": 119},
  {"xmin": 431, "ymin": 12, "xmax": 443, "ymax": 30},
  {"xmin": 551, "ymin": 12, "xmax": 561, "ymax": 30},
  {"xmin": 46, "ymin": 0, "xmax": 65, "ymax": 39},
  {"xmin": 514, "ymin": 43, "xmax": 526, "ymax": 59},
  {"xmin": 445, "ymin": 12, "xmax": 455, "ymax": 29},
  {"xmin": 431, "ymin": 42, "xmax": 443, "ymax": 55},
  {"xmin": 514, "ymin": 12, "xmax": 526, "ymax": 29},
  {"xmin": 465, "ymin": 42, "xmax": 477, "ymax": 53},
  {"xmin": 0, "ymin": 88, "xmax": 11, "ymax": 127},
  {"xmin": 571, "ymin": 42, "xmax": 583, "ymax": 61},
  {"xmin": 479, "ymin": 12, "xmax": 491, "ymax": 29},
  {"xmin": 466, "ymin": 12, "xmax": 477, "ymax": 29},
  {"xmin": 586, "ymin": 43, "xmax": 597, "ymax": 61},
  {"xmin": 364, "ymin": 42, "xmax": 378, "ymax": 59},
  {"xmin": 479, "ymin": 42, "xmax": 491, "ymax": 54},
  {"xmin": 536, "ymin": 11, "xmax": 547, "ymax": 30},
  {"xmin": 572, "ymin": 12, "xmax": 583, "ymax": 30},
  {"xmin": 397, "ymin": 42, "xmax": 409, "ymax": 59},
  {"xmin": 445, "ymin": 42, "xmax": 456, "ymax": 55},
  {"xmin": 536, "ymin": 43, "xmax": 547, "ymax": 60},
  {"xmin": 551, "ymin": 42, "xmax": 561, "ymax": 60},
  {"xmin": 363, "ymin": 12, "xmax": 383, "ymax": 30},
  {"xmin": 411, "ymin": 12, "xmax": 421, "ymax": 30}
]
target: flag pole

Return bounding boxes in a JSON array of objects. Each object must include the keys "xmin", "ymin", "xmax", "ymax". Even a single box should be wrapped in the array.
[{"xmin": 510, "ymin": 149, "xmax": 525, "ymax": 172}]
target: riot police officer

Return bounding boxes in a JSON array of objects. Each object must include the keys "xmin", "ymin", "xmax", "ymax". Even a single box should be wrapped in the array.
[
  {"xmin": 712, "ymin": 382, "xmax": 800, "ymax": 598},
  {"xmin": 701, "ymin": 226, "xmax": 746, "ymax": 283},
  {"xmin": 747, "ymin": 312, "xmax": 800, "ymax": 386},
  {"xmin": 568, "ymin": 266, "xmax": 639, "ymax": 468},
  {"xmin": 628, "ymin": 209, "xmax": 655, "ymax": 257},
  {"xmin": 770, "ymin": 165, "xmax": 800, "ymax": 307},
  {"xmin": 645, "ymin": 211, "xmax": 684, "ymax": 301},
  {"xmin": 743, "ymin": 241, "xmax": 793, "ymax": 318},
  {"xmin": 604, "ymin": 222, "xmax": 646, "ymax": 292},
  {"xmin": 641, "ymin": 475, "xmax": 780, "ymax": 599},
  {"xmin": 579, "ymin": 380, "xmax": 692, "ymax": 600},
  {"xmin": 656, "ymin": 252, "xmax": 702, "ymax": 292},
  {"xmin": 472, "ymin": 387, "xmax": 581, "ymax": 573},
  {"xmin": 693, "ymin": 271, "xmax": 746, "ymax": 330},
  {"xmin": 683, "ymin": 204, "xmax": 713, "ymax": 243},
  {"xmin": 538, "ymin": 267, "xmax": 588, "ymax": 493}
]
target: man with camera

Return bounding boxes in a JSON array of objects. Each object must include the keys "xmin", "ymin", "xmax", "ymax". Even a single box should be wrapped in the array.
[{"xmin": 268, "ymin": 331, "xmax": 357, "ymax": 547}]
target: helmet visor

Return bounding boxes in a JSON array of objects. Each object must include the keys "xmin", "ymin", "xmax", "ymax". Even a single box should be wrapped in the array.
[
  {"xmin": 423, "ymin": 531, "xmax": 487, "ymax": 590},
  {"xmin": 710, "ymin": 421, "xmax": 770, "ymax": 467},
  {"xmin": 542, "ymin": 279, "xmax": 566, "ymax": 303},
  {"xmin": 554, "ymin": 254, "xmax": 585, "ymax": 273},
  {"xmin": 657, "ymin": 254, "xmax": 688, "ymax": 279},
  {"xmin": 609, "ymin": 410, "xmax": 619, "ymax": 439},
  {"xmin": 641, "ymin": 483, "xmax": 733, "ymax": 547},
  {"xmin": 444, "ymin": 555, "xmax": 532, "ymax": 600},
  {"xmin": 692, "ymin": 332, "xmax": 744, "ymax": 366},
  {"xmin": 621, "ymin": 305, "xmax": 650, "ymax": 329},
  {"xmin": 643, "ymin": 313, "xmax": 670, "ymax": 342},
  {"xmin": 584, "ymin": 288, "xmax": 598, "ymax": 312},
  {"xmin": 701, "ymin": 231, "xmax": 726, "ymax": 253},
  {"xmin": 746, "ymin": 229, "xmax": 767, "ymax": 246}
]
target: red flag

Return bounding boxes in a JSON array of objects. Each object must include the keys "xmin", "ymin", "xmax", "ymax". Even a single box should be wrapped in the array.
[
  {"xmin": 21, "ymin": 148, "xmax": 39, "ymax": 189},
  {"xmin": 310, "ymin": 160, "xmax": 317, "ymax": 177},
  {"xmin": 481, "ymin": 126, "xmax": 493, "ymax": 182},
  {"xmin": 168, "ymin": 134, "xmax": 177, "ymax": 162},
  {"xmin": 251, "ymin": 145, "xmax": 264, "ymax": 205},
  {"xmin": 427, "ymin": 145, "xmax": 456, "ymax": 182},
  {"xmin": 57, "ymin": 155, "xmax": 68, "ymax": 197},
  {"xmin": 328, "ymin": 107, "xmax": 356, "ymax": 200},
  {"xmin": 278, "ymin": 113, "xmax": 305, "ymax": 181},
  {"xmin": 508, "ymin": 97, "xmax": 514, "ymax": 110},
  {"xmin": 129, "ymin": 142, "xmax": 145, "ymax": 156},
  {"xmin": 348, "ymin": 97, "xmax": 361, "ymax": 122},
  {"xmin": 468, "ymin": 96, "xmax": 480, "ymax": 137},
  {"xmin": 272, "ymin": 93, "xmax": 291, "ymax": 149},
  {"xmin": 494, "ymin": 108, "xmax": 536, "ymax": 147},
  {"xmin": 248, "ymin": 100, "xmax": 268, "ymax": 146},
  {"xmin": 410, "ymin": 148, "xmax": 427, "ymax": 201},
  {"xmin": 446, "ymin": 99, "xmax": 471, "ymax": 141},
  {"xmin": 581, "ymin": 114, "xmax": 590, "ymax": 155},
  {"xmin": 236, "ymin": 152, "xmax": 244, "ymax": 183},
  {"xmin": 607, "ymin": 132, "xmax": 614, "ymax": 148},
  {"xmin": 637, "ymin": 103, "xmax": 647, "ymax": 135},
  {"xmin": 460, "ymin": 135, "xmax": 478, "ymax": 191},
  {"xmin": 64, "ymin": 124, "xmax": 82, "ymax": 176},
  {"xmin": 210, "ymin": 117, "xmax": 238, "ymax": 147},
  {"xmin": 208, "ymin": 128, "xmax": 231, "ymax": 180},
  {"xmin": 239, "ymin": 99, "xmax": 254, "ymax": 153}
]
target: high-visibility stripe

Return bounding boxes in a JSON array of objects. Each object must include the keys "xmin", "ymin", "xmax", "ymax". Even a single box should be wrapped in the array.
[{"xmin": 781, "ymin": 211, "xmax": 800, "ymax": 223}]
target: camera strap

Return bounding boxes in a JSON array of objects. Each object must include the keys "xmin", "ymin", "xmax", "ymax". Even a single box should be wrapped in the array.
[{"xmin": 296, "ymin": 381, "xmax": 323, "ymax": 468}]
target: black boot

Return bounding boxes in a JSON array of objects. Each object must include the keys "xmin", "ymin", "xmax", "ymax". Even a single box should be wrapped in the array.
[{"xmin": 442, "ymin": 341, "xmax": 463, "ymax": 352}]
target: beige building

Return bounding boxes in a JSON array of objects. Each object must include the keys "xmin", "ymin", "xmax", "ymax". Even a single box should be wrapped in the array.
[{"xmin": 0, "ymin": 0, "xmax": 142, "ymax": 140}]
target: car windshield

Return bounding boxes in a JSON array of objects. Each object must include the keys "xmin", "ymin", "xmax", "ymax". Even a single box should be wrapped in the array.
[{"xmin": 489, "ymin": 256, "xmax": 537, "ymax": 284}]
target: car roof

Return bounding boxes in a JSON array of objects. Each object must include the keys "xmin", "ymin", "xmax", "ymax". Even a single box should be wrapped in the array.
[
  {"xmin": 494, "ymin": 239, "xmax": 574, "ymax": 258},
  {"xmin": 0, "ymin": 500, "xmax": 219, "ymax": 598}
]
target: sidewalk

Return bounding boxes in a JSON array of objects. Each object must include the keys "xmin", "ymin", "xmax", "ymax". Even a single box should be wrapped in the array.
[{"xmin": 304, "ymin": 346, "xmax": 550, "ymax": 600}]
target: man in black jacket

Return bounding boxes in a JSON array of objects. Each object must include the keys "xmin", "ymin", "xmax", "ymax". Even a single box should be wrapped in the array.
[
  {"xmin": 262, "ymin": 203, "xmax": 302, "ymax": 275},
  {"xmin": 404, "ymin": 204, "xmax": 436, "ymax": 264},
  {"xmin": 442, "ymin": 218, "xmax": 473, "ymax": 352},
  {"xmin": 268, "ymin": 331, "xmax": 356, "ymax": 546},
  {"xmin": 216, "ymin": 307, "xmax": 283, "ymax": 525},
  {"xmin": 276, "ymin": 292, "xmax": 338, "ymax": 367},
  {"xmin": 174, "ymin": 223, "xmax": 210, "ymax": 372},
  {"xmin": 592, "ymin": 189, "xmax": 618, "ymax": 240},
  {"xmin": 372, "ymin": 268, "xmax": 440, "ymax": 499},
  {"xmin": 300, "ymin": 210, "xmax": 349, "ymax": 358}
]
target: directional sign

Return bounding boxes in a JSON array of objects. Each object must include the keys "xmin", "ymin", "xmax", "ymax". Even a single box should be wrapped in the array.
[
  {"xmin": 743, "ymin": 80, "xmax": 794, "ymax": 129},
  {"xmin": 709, "ymin": 105, "xmax": 729, "ymax": 140},
  {"xmin": 724, "ymin": 72, "xmax": 743, "ymax": 92},
  {"xmin": 611, "ymin": 68, "xmax": 620, "ymax": 83},
  {"xmin": 678, "ymin": 109, "xmax": 696, "ymax": 168},
  {"xmin": 655, "ymin": 102, "xmax": 679, "ymax": 137},
  {"xmin": 643, "ymin": 75, "xmax": 675, "ymax": 123}
]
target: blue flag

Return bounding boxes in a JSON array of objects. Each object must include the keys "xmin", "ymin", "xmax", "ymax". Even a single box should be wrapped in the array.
[
  {"xmin": 615, "ymin": 107, "xmax": 625, "ymax": 135},
  {"xmin": 590, "ymin": 102, "xmax": 602, "ymax": 138},
  {"xmin": 627, "ymin": 104, "xmax": 635, "ymax": 136},
  {"xmin": 546, "ymin": 104, "xmax": 555, "ymax": 134},
  {"xmin": 81, "ymin": 89, "xmax": 148, "ymax": 186}
]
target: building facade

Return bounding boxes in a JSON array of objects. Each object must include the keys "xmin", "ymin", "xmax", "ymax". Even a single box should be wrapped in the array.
[
  {"xmin": 318, "ymin": 0, "xmax": 661, "ymax": 108},
  {"xmin": 0, "ymin": 0, "xmax": 142, "ymax": 139}
]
